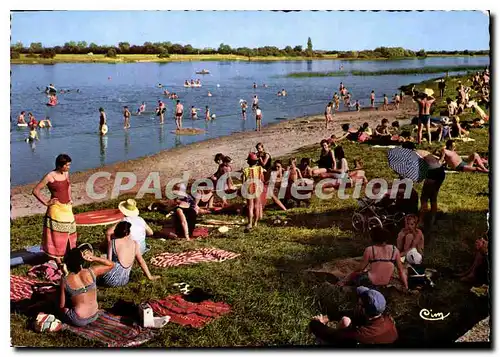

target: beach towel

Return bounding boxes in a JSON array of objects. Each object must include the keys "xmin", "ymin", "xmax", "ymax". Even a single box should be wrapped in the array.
[
  {"xmin": 11, "ymin": 245, "xmax": 47, "ymax": 267},
  {"xmin": 306, "ymin": 257, "xmax": 364, "ymax": 280},
  {"xmin": 371, "ymin": 145, "xmax": 397, "ymax": 149},
  {"xmin": 151, "ymin": 248, "xmax": 240, "ymax": 268},
  {"xmin": 156, "ymin": 226, "xmax": 209, "ymax": 239},
  {"xmin": 11, "ymin": 275, "xmax": 39, "ymax": 302},
  {"xmin": 147, "ymin": 294, "xmax": 231, "ymax": 328},
  {"xmin": 455, "ymin": 137, "xmax": 476, "ymax": 142},
  {"xmin": 28, "ymin": 260, "xmax": 62, "ymax": 283},
  {"xmin": 62, "ymin": 311, "xmax": 156, "ymax": 347}
]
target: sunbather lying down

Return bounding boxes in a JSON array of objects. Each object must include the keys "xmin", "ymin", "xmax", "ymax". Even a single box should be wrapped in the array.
[{"xmin": 440, "ymin": 140, "xmax": 489, "ymax": 173}]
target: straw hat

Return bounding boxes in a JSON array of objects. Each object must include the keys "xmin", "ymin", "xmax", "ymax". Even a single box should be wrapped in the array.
[
  {"xmin": 118, "ymin": 199, "xmax": 139, "ymax": 217},
  {"xmin": 423, "ymin": 88, "xmax": 434, "ymax": 97}
]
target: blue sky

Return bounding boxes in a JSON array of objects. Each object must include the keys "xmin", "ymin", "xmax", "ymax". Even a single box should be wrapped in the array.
[{"xmin": 11, "ymin": 11, "xmax": 490, "ymax": 51}]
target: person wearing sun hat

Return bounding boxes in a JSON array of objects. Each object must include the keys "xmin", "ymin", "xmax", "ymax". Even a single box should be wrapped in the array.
[
  {"xmin": 309, "ymin": 287, "xmax": 398, "ymax": 345},
  {"xmin": 105, "ymin": 199, "xmax": 153, "ymax": 255}
]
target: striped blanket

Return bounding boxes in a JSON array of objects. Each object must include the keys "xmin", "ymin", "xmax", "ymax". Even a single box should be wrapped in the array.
[
  {"xmin": 63, "ymin": 311, "xmax": 156, "ymax": 347},
  {"xmin": 151, "ymin": 248, "xmax": 240, "ymax": 268},
  {"xmin": 148, "ymin": 294, "xmax": 231, "ymax": 328},
  {"xmin": 11, "ymin": 275, "xmax": 39, "ymax": 302}
]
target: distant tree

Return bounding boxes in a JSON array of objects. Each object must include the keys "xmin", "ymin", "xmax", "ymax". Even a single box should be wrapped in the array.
[
  {"xmin": 293, "ymin": 45, "xmax": 303, "ymax": 53},
  {"xmin": 39, "ymin": 48, "xmax": 56, "ymax": 59},
  {"xmin": 307, "ymin": 37, "xmax": 313, "ymax": 52},
  {"xmin": 77, "ymin": 41, "xmax": 87, "ymax": 48},
  {"xmin": 106, "ymin": 48, "xmax": 117, "ymax": 58},
  {"xmin": 416, "ymin": 49, "xmax": 427, "ymax": 57},
  {"xmin": 118, "ymin": 42, "xmax": 130, "ymax": 53},
  {"xmin": 89, "ymin": 42, "xmax": 98, "ymax": 50},
  {"xmin": 29, "ymin": 42, "xmax": 43, "ymax": 53},
  {"xmin": 218, "ymin": 43, "xmax": 232, "ymax": 55},
  {"xmin": 158, "ymin": 46, "xmax": 170, "ymax": 58},
  {"xmin": 170, "ymin": 43, "xmax": 184, "ymax": 54},
  {"xmin": 10, "ymin": 50, "xmax": 20, "ymax": 59},
  {"xmin": 12, "ymin": 41, "xmax": 23, "ymax": 52}
]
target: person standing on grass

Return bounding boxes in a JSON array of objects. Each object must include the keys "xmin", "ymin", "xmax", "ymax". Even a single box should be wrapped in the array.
[
  {"xmin": 123, "ymin": 106, "xmax": 131, "ymax": 129},
  {"xmin": 325, "ymin": 101, "xmax": 334, "ymax": 129},
  {"xmin": 255, "ymin": 105, "xmax": 263, "ymax": 131},
  {"xmin": 242, "ymin": 152, "xmax": 265, "ymax": 232},
  {"xmin": 370, "ymin": 90, "xmax": 375, "ymax": 108},
  {"xmin": 175, "ymin": 100, "xmax": 184, "ymax": 130},
  {"xmin": 413, "ymin": 92, "xmax": 435, "ymax": 144},
  {"xmin": 438, "ymin": 78, "xmax": 446, "ymax": 97}
]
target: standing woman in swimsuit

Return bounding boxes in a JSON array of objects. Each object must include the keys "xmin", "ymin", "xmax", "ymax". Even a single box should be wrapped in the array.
[
  {"xmin": 324, "ymin": 102, "xmax": 333, "ymax": 130},
  {"xmin": 59, "ymin": 247, "xmax": 114, "ymax": 327},
  {"xmin": 98, "ymin": 107, "xmax": 107, "ymax": 135},
  {"xmin": 32, "ymin": 154, "xmax": 77, "ymax": 268},
  {"xmin": 175, "ymin": 100, "xmax": 184, "ymax": 130},
  {"xmin": 340, "ymin": 227, "xmax": 408, "ymax": 290},
  {"xmin": 100, "ymin": 221, "xmax": 160, "ymax": 287}
]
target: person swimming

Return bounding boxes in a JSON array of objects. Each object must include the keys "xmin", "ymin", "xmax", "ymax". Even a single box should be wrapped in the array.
[
  {"xmin": 17, "ymin": 111, "xmax": 26, "ymax": 125},
  {"xmin": 38, "ymin": 117, "xmax": 52, "ymax": 128},
  {"xmin": 208, "ymin": 91, "xmax": 212, "ymax": 97},
  {"xmin": 184, "ymin": 80, "xmax": 190, "ymax": 87},
  {"xmin": 137, "ymin": 102, "xmax": 146, "ymax": 114}
]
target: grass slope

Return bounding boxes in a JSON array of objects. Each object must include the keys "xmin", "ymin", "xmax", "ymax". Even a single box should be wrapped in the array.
[{"xmin": 10, "ymin": 75, "xmax": 490, "ymax": 347}]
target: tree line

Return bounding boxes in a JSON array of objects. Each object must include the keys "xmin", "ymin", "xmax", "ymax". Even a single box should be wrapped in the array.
[{"xmin": 10, "ymin": 40, "xmax": 489, "ymax": 60}]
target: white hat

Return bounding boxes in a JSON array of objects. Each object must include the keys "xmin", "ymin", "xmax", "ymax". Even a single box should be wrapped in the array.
[
  {"xmin": 118, "ymin": 199, "xmax": 139, "ymax": 217},
  {"xmin": 406, "ymin": 248, "xmax": 422, "ymax": 265}
]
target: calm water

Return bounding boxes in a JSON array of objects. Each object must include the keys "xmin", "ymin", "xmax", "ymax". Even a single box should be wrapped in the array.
[{"xmin": 10, "ymin": 56, "xmax": 489, "ymax": 186}]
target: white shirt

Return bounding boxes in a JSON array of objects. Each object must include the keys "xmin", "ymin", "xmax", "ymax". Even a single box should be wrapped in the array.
[
  {"xmin": 123, "ymin": 216, "xmax": 147, "ymax": 245},
  {"xmin": 256, "ymin": 109, "xmax": 262, "ymax": 116}
]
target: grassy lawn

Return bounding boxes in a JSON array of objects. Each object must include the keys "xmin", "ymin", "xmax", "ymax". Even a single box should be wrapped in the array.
[{"xmin": 10, "ymin": 75, "xmax": 490, "ymax": 347}]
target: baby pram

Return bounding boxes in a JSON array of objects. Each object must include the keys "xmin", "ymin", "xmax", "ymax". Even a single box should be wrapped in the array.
[{"xmin": 352, "ymin": 196, "xmax": 406, "ymax": 232}]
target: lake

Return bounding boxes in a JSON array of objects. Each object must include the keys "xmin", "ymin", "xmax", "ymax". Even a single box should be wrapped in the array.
[{"xmin": 10, "ymin": 56, "xmax": 489, "ymax": 187}]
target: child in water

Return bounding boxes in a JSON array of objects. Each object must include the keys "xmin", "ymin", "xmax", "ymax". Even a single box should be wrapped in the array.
[{"xmin": 26, "ymin": 125, "xmax": 39, "ymax": 142}]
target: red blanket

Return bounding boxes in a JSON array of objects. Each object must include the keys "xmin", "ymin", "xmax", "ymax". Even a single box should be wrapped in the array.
[
  {"xmin": 11, "ymin": 275, "xmax": 39, "ymax": 302},
  {"xmin": 148, "ymin": 294, "xmax": 231, "ymax": 328}
]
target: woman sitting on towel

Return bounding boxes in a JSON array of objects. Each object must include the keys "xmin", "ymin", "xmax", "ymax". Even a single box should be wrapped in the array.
[
  {"xmin": 60, "ymin": 246, "xmax": 114, "ymax": 326},
  {"xmin": 339, "ymin": 227, "xmax": 408, "ymax": 291},
  {"xmin": 100, "ymin": 221, "xmax": 160, "ymax": 287}
]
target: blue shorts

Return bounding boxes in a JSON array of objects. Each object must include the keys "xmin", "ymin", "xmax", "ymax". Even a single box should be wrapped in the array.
[
  {"xmin": 456, "ymin": 161, "xmax": 467, "ymax": 171},
  {"xmin": 419, "ymin": 115, "xmax": 431, "ymax": 125}
]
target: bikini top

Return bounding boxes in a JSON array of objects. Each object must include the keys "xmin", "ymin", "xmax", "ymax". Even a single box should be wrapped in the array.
[
  {"xmin": 369, "ymin": 245, "xmax": 397, "ymax": 265},
  {"xmin": 64, "ymin": 269, "xmax": 96, "ymax": 297}
]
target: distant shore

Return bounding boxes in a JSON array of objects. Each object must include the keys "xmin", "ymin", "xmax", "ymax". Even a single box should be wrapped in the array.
[{"xmin": 10, "ymin": 53, "xmax": 489, "ymax": 65}]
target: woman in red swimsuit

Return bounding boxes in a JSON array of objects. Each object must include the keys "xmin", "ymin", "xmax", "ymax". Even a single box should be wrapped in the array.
[{"xmin": 33, "ymin": 154, "xmax": 77, "ymax": 266}]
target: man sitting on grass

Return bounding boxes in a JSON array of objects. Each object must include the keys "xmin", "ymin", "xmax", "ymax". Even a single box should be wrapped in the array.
[
  {"xmin": 440, "ymin": 140, "xmax": 489, "ymax": 173},
  {"xmin": 309, "ymin": 287, "xmax": 398, "ymax": 345}
]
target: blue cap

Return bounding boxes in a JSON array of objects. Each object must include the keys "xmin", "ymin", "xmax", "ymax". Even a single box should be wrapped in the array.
[{"xmin": 357, "ymin": 286, "xmax": 386, "ymax": 317}]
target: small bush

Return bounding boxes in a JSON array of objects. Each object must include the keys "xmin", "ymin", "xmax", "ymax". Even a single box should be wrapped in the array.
[
  {"xmin": 158, "ymin": 52, "xmax": 170, "ymax": 58},
  {"xmin": 10, "ymin": 51, "xmax": 20, "ymax": 59},
  {"xmin": 39, "ymin": 49, "xmax": 56, "ymax": 59},
  {"xmin": 106, "ymin": 48, "xmax": 117, "ymax": 58}
]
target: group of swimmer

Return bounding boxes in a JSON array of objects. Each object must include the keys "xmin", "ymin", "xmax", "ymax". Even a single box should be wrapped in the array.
[
  {"xmin": 184, "ymin": 79, "xmax": 202, "ymax": 87},
  {"xmin": 324, "ymin": 82, "xmax": 404, "ymax": 129},
  {"xmin": 17, "ymin": 111, "xmax": 52, "ymax": 143}
]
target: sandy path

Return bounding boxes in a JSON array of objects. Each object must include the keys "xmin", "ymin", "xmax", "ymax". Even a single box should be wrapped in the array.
[{"xmin": 11, "ymin": 99, "xmax": 416, "ymax": 219}]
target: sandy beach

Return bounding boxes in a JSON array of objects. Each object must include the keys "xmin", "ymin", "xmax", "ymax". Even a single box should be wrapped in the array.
[{"xmin": 10, "ymin": 98, "xmax": 416, "ymax": 219}]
